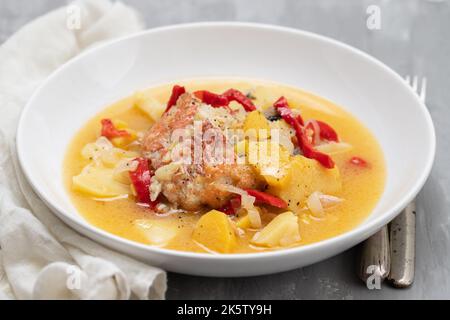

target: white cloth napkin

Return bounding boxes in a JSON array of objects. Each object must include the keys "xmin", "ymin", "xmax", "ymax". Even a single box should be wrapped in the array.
[{"xmin": 0, "ymin": 0, "xmax": 167, "ymax": 300}]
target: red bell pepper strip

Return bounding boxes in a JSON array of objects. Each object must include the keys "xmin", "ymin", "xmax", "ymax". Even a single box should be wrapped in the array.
[
  {"xmin": 193, "ymin": 90, "xmax": 229, "ymax": 107},
  {"xmin": 129, "ymin": 157, "xmax": 158, "ymax": 208},
  {"xmin": 219, "ymin": 196, "xmax": 242, "ymax": 215},
  {"xmin": 306, "ymin": 120, "xmax": 339, "ymax": 143},
  {"xmin": 273, "ymin": 97, "xmax": 335, "ymax": 169},
  {"xmin": 222, "ymin": 89, "xmax": 256, "ymax": 112},
  {"xmin": 101, "ymin": 119, "xmax": 130, "ymax": 139},
  {"xmin": 295, "ymin": 114, "xmax": 305, "ymax": 126},
  {"xmin": 245, "ymin": 189, "xmax": 288, "ymax": 209},
  {"xmin": 165, "ymin": 85, "xmax": 186, "ymax": 112},
  {"xmin": 194, "ymin": 88, "xmax": 256, "ymax": 112},
  {"xmin": 349, "ymin": 156, "xmax": 368, "ymax": 168}
]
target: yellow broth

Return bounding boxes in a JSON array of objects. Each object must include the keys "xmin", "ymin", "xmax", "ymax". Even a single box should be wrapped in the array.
[{"xmin": 64, "ymin": 79, "xmax": 386, "ymax": 253}]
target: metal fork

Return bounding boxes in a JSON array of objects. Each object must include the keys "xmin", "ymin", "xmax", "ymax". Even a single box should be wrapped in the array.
[{"xmin": 358, "ymin": 76, "xmax": 427, "ymax": 288}]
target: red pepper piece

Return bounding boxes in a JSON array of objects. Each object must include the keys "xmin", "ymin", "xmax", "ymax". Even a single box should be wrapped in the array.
[
  {"xmin": 165, "ymin": 85, "xmax": 186, "ymax": 112},
  {"xmin": 101, "ymin": 119, "xmax": 130, "ymax": 139},
  {"xmin": 272, "ymin": 96, "xmax": 304, "ymax": 125},
  {"xmin": 295, "ymin": 114, "xmax": 305, "ymax": 126},
  {"xmin": 223, "ymin": 89, "xmax": 257, "ymax": 112},
  {"xmin": 349, "ymin": 156, "xmax": 368, "ymax": 167},
  {"xmin": 306, "ymin": 120, "xmax": 339, "ymax": 143},
  {"xmin": 273, "ymin": 97, "xmax": 335, "ymax": 169},
  {"xmin": 219, "ymin": 196, "xmax": 242, "ymax": 215},
  {"xmin": 245, "ymin": 189, "xmax": 288, "ymax": 209},
  {"xmin": 193, "ymin": 90, "xmax": 229, "ymax": 107},
  {"xmin": 194, "ymin": 88, "xmax": 256, "ymax": 112},
  {"xmin": 129, "ymin": 157, "xmax": 158, "ymax": 208}
]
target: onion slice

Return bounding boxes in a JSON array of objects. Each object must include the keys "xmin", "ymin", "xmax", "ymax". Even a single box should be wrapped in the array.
[
  {"xmin": 305, "ymin": 120, "xmax": 321, "ymax": 145},
  {"xmin": 114, "ymin": 159, "xmax": 139, "ymax": 175},
  {"xmin": 92, "ymin": 194, "xmax": 129, "ymax": 202},
  {"xmin": 315, "ymin": 142, "xmax": 352, "ymax": 155},
  {"xmin": 319, "ymin": 194, "xmax": 344, "ymax": 209},
  {"xmin": 306, "ymin": 191, "xmax": 344, "ymax": 218}
]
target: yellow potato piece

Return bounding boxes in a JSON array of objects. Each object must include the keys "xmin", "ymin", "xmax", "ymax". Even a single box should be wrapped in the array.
[
  {"xmin": 134, "ymin": 219, "xmax": 178, "ymax": 246},
  {"xmin": 249, "ymin": 86, "xmax": 282, "ymax": 110},
  {"xmin": 134, "ymin": 91, "xmax": 165, "ymax": 121},
  {"xmin": 246, "ymin": 140, "xmax": 292, "ymax": 187},
  {"xmin": 243, "ymin": 110, "xmax": 271, "ymax": 139},
  {"xmin": 267, "ymin": 155, "xmax": 341, "ymax": 214},
  {"xmin": 73, "ymin": 165, "xmax": 130, "ymax": 198},
  {"xmin": 251, "ymin": 212, "xmax": 300, "ymax": 247},
  {"xmin": 112, "ymin": 170, "xmax": 131, "ymax": 185},
  {"xmin": 192, "ymin": 210, "xmax": 237, "ymax": 253}
]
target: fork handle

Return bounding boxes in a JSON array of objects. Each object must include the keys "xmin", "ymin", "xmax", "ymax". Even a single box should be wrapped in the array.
[
  {"xmin": 388, "ymin": 201, "xmax": 416, "ymax": 287},
  {"xmin": 357, "ymin": 225, "xmax": 391, "ymax": 282}
]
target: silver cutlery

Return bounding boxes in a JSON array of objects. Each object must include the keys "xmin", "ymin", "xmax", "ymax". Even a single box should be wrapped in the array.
[{"xmin": 358, "ymin": 75, "xmax": 427, "ymax": 288}]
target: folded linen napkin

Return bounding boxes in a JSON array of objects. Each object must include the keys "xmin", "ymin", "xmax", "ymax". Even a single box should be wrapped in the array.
[{"xmin": 0, "ymin": 0, "xmax": 167, "ymax": 300}]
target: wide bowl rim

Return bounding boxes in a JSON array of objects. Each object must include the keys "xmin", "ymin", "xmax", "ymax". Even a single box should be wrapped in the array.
[{"xmin": 16, "ymin": 21, "xmax": 436, "ymax": 262}]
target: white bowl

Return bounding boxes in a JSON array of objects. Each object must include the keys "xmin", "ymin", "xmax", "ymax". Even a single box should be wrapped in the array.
[{"xmin": 16, "ymin": 23, "xmax": 435, "ymax": 277}]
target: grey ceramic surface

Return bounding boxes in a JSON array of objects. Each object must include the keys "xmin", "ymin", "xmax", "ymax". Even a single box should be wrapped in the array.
[{"xmin": 1, "ymin": 0, "xmax": 448, "ymax": 299}]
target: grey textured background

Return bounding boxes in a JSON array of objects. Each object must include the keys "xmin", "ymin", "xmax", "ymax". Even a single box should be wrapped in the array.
[{"xmin": 1, "ymin": 0, "xmax": 449, "ymax": 299}]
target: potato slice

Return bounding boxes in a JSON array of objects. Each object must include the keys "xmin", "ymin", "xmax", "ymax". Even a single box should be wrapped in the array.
[
  {"xmin": 267, "ymin": 155, "xmax": 341, "ymax": 214},
  {"xmin": 134, "ymin": 91, "xmax": 165, "ymax": 121},
  {"xmin": 251, "ymin": 212, "xmax": 300, "ymax": 247},
  {"xmin": 249, "ymin": 86, "xmax": 282, "ymax": 110},
  {"xmin": 81, "ymin": 137, "xmax": 138, "ymax": 167},
  {"xmin": 244, "ymin": 110, "xmax": 271, "ymax": 139},
  {"xmin": 134, "ymin": 219, "xmax": 178, "ymax": 246},
  {"xmin": 246, "ymin": 140, "xmax": 292, "ymax": 187},
  {"xmin": 192, "ymin": 210, "xmax": 237, "ymax": 253},
  {"xmin": 73, "ymin": 164, "xmax": 130, "ymax": 198}
]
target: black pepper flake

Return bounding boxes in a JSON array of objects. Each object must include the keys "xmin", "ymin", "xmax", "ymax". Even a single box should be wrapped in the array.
[
  {"xmin": 267, "ymin": 114, "xmax": 282, "ymax": 122},
  {"xmin": 246, "ymin": 92, "xmax": 257, "ymax": 100}
]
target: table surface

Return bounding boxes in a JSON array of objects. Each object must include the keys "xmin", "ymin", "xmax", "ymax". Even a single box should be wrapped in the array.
[{"xmin": 1, "ymin": 0, "xmax": 449, "ymax": 299}]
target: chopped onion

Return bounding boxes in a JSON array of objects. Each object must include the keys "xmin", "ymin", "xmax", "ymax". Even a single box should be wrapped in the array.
[
  {"xmin": 92, "ymin": 194, "xmax": 129, "ymax": 202},
  {"xmin": 278, "ymin": 131, "xmax": 295, "ymax": 155},
  {"xmin": 95, "ymin": 136, "xmax": 113, "ymax": 149},
  {"xmin": 315, "ymin": 142, "xmax": 353, "ymax": 155},
  {"xmin": 114, "ymin": 159, "xmax": 139, "ymax": 175},
  {"xmin": 81, "ymin": 137, "xmax": 113, "ymax": 162},
  {"xmin": 306, "ymin": 120, "xmax": 321, "ymax": 145},
  {"xmin": 318, "ymin": 194, "xmax": 343, "ymax": 209},
  {"xmin": 149, "ymin": 179, "xmax": 162, "ymax": 202},
  {"xmin": 306, "ymin": 191, "xmax": 325, "ymax": 218},
  {"xmin": 236, "ymin": 227, "xmax": 245, "ymax": 237},
  {"xmin": 306, "ymin": 191, "xmax": 344, "ymax": 217},
  {"xmin": 154, "ymin": 162, "xmax": 181, "ymax": 181},
  {"xmin": 246, "ymin": 207, "xmax": 262, "ymax": 229}
]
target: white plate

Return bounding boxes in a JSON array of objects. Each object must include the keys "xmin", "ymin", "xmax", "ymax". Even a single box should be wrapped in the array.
[{"xmin": 16, "ymin": 23, "xmax": 435, "ymax": 277}]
